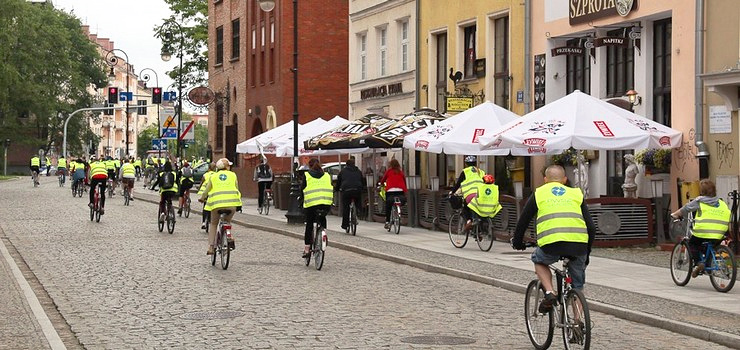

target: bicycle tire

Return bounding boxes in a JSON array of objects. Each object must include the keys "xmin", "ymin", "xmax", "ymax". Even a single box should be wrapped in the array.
[
  {"xmin": 167, "ymin": 204, "xmax": 176, "ymax": 234},
  {"xmin": 220, "ymin": 229, "xmax": 230, "ymax": 270},
  {"xmin": 59, "ymin": 176, "xmax": 63, "ymax": 187},
  {"xmin": 524, "ymin": 280, "xmax": 554, "ymax": 350},
  {"xmin": 670, "ymin": 240, "xmax": 692, "ymax": 286},
  {"xmin": 562, "ymin": 289, "xmax": 591, "ymax": 350},
  {"xmin": 211, "ymin": 231, "xmax": 218, "ymax": 266},
  {"xmin": 392, "ymin": 206, "xmax": 401, "ymax": 234},
  {"xmin": 158, "ymin": 209, "xmax": 165, "ymax": 233},
  {"xmin": 314, "ymin": 228, "xmax": 324, "ymax": 270},
  {"xmin": 476, "ymin": 218, "xmax": 494, "ymax": 252},
  {"xmin": 264, "ymin": 198, "xmax": 270, "ymax": 215},
  {"xmin": 95, "ymin": 207, "xmax": 101, "ymax": 223},
  {"xmin": 350, "ymin": 204, "xmax": 357, "ymax": 236},
  {"xmin": 89, "ymin": 205, "xmax": 94, "ymax": 221},
  {"xmin": 184, "ymin": 198, "xmax": 191, "ymax": 218},
  {"xmin": 709, "ymin": 245, "xmax": 737, "ymax": 293},
  {"xmin": 124, "ymin": 189, "xmax": 130, "ymax": 206},
  {"xmin": 448, "ymin": 213, "xmax": 468, "ymax": 248}
]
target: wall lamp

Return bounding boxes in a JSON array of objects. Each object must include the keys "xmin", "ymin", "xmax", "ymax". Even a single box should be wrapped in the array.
[{"xmin": 625, "ymin": 89, "xmax": 642, "ymax": 106}]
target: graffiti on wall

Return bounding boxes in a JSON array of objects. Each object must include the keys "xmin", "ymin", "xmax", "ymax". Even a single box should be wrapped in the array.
[
  {"xmin": 715, "ymin": 140, "xmax": 734, "ymax": 169},
  {"xmin": 673, "ymin": 128, "xmax": 697, "ymax": 172}
]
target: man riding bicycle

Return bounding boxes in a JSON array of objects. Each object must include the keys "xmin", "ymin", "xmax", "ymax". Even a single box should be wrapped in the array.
[
  {"xmin": 197, "ymin": 162, "xmax": 217, "ymax": 230},
  {"xmin": 177, "ymin": 161, "xmax": 194, "ymax": 216},
  {"xmin": 670, "ymin": 179, "xmax": 731, "ymax": 278},
  {"xmin": 57, "ymin": 155, "xmax": 68, "ymax": 184},
  {"xmin": 253, "ymin": 157, "xmax": 274, "ymax": 210},
  {"xmin": 88, "ymin": 157, "xmax": 109, "ymax": 214},
  {"xmin": 104, "ymin": 157, "xmax": 116, "ymax": 193},
  {"xmin": 449, "ymin": 155, "xmax": 485, "ymax": 232},
  {"xmin": 30, "ymin": 155, "xmax": 40, "ymax": 185},
  {"xmin": 199, "ymin": 158, "xmax": 241, "ymax": 255},
  {"xmin": 71, "ymin": 157, "xmax": 87, "ymax": 189},
  {"xmin": 151, "ymin": 161, "xmax": 179, "ymax": 224},
  {"xmin": 511, "ymin": 165, "xmax": 596, "ymax": 313},
  {"xmin": 302, "ymin": 158, "xmax": 333, "ymax": 257},
  {"xmin": 133, "ymin": 157, "xmax": 142, "ymax": 178},
  {"xmin": 335, "ymin": 157, "xmax": 365, "ymax": 231},
  {"xmin": 119, "ymin": 158, "xmax": 136, "ymax": 201}
]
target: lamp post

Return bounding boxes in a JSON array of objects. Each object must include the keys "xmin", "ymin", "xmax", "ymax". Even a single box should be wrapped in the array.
[
  {"xmin": 140, "ymin": 68, "xmax": 161, "ymax": 160},
  {"xmin": 160, "ymin": 20, "xmax": 185, "ymax": 161},
  {"xmin": 105, "ymin": 49, "xmax": 131, "ymax": 157},
  {"xmin": 259, "ymin": 0, "xmax": 304, "ymax": 224},
  {"xmin": 3, "ymin": 139, "xmax": 10, "ymax": 176}
]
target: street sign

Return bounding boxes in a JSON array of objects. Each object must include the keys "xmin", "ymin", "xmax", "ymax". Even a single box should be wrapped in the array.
[
  {"xmin": 151, "ymin": 139, "xmax": 168, "ymax": 150},
  {"xmin": 179, "ymin": 121, "xmax": 195, "ymax": 140},
  {"xmin": 162, "ymin": 107, "xmax": 175, "ymax": 117},
  {"xmin": 161, "ymin": 128, "xmax": 177, "ymax": 139},
  {"xmin": 119, "ymin": 92, "xmax": 133, "ymax": 101},
  {"xmin": 160, "ymin": 114, "xmax": 177, "ymax": 130},
  {"xmin": 164, "ymin": 91, "xmax": 177, "ymax": 101}
]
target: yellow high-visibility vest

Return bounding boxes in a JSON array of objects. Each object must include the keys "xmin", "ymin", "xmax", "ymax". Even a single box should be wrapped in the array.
[
  {"xmin": 89, "ymin": 161, "xmax": 108, "ymax": 178},
  {"xmin": 534, "ymin": 182, "xmax": 588, "ymax": 247},
  {"xmin": 205, "ymin": 170, "xmax": 242, "ymax": 210},
  {"xmin": 30, "ymin": 157, "xmax": 40, "ymax": 167},
  {"xmin": 460, "ymin": 166, "xmax": 484, "ymax": 199},
  {"xmin": 469, "ymin": 183, "xmax": 501, "ymax": 218},
  {"xmin": 58, "ymin": 158, "xmax": 67, "ymax": 168},
  {"xmin": 303, "ymin": 173, "xmax": 333, "ymax": 208},
  {"xmin": 693, "ymin": 200, "xmax": 731, "ymax": 240},
  {"xmin": 121, "ymin": 163, "xmax": 136, "ymax": 177}
]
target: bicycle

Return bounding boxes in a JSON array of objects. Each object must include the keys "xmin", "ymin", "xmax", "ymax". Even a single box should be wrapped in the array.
[
  {"xmin": 521, "ymin": 243, "xmax": 591, "ymax": 350},
  {"xmin": 107, "ymin": 178, "xmax": 114, "ymax": 198},
  {"xmin": 211, "ymin": 209, "xmax": 235, "ymax": 270},
  {"xmin": 387, "ymin": 196, "xmax": 403, "ymax": 235},
  {"xmin": 123, "ymin": 183, "xmax": 131, "ymax": 206},
  {"xmin": 58, "ymin": 171, "xmax": 65, "ymax": 187},
  {"xmin": 183, "ymin": 194, "xmax": 191, "ymax": 218},
  {"xmin": 89, "ymin": 182, "xmax": 102, "ymax": 223},
  {"xmin": 304, "ymin": 207, "xmax": 328, "ymax": 270},
  {"xmin": 347, "ymin": 197, "xmax": 358, "ymax": 236},
  {"xmin": 31, "ymin": 171, "xmax": 39, "ymax": 187},
  {"xmin": 258, "ymin": 188, "xmax": 272, "ymax": 215},
  {"xmin": 71, "ymin": 179, "xmax": 80, "ymax": 197},
  {"xmin": 158, "ymin": 196, "xmax": 176, "ymax": 234},
  {"xmin": 448, "ymin": 210, "xmax": 495, "ymax": 252},
  {"xmin": 670, "ymin": 212, "xmax": 737, "ymax": 292}
]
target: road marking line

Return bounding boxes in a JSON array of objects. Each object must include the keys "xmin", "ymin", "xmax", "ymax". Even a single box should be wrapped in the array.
[{"xmin": 0, "ymin": 239, "xmax": 66, "ymax": 350}]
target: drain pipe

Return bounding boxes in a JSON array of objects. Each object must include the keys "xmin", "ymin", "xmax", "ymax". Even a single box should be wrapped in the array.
[
  {"xmin": 695, "ymin": 0, "xmax": 709, "ymax": 179},
  {"xmin": 524, "ymin": 0, "xmax": 532, "ymax": 114}
]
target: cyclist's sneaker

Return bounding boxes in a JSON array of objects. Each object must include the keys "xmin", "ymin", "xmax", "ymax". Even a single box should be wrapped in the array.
[
  {"xmin": 384, "ymin": 222, "xmax": 390, "ymax": 230},
  {"xmin": 692, "ymin": 262, "xmax": 705, "ymax": 278},
  {"xmin": 568, "ymin": 321, "xmax": 585, "ymax": 344},
  {"xmin": 464, "ymin": 219, "xmax": 473, "ymax": 232},
  {"xmin": 201, "ymin": 223, "xmax": 207, "ymax": 230},
  {"xmin": 99, "ymin": 208, "xmax": 105, "ymax": 215},
  {"xmin": 302, "ymin": 250, "xmax": 310, "ymax": 259},
  {"xmin": 129, "ymin": 197, "xmax": 134, "ymax": 201},
  {"xmin": 207, "ymin": 246, "xmax": 214, "ymax": 255},
  {"xmin": 228, "ymin": 240, "xmax": 235, "ymax": 250},
  {"xmin": 88, "ymin": 203, "xmax": 93, "ymax": 209},
  {"xmin": 538, "ymin": 292, "xmax": 557, "ymax": 314},
  {"xmin": 158, "ymin": 213, "xmax": 165, "ymax": 223}
]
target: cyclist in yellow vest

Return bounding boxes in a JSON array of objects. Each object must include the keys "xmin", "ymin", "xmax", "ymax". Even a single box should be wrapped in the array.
[
  {"xmin": 197, "ymin": 163, "xmax": 217, "ymax": 230},
  {"xmin": 512, "ymin": 165, "xmax": 595, "ymax": 313},
  {"xmin": 449, "ymin": 155, "xmax": 485, "ymax": 231},
  {"xmin": 468, "ymin": 174, "xmax": 502, "ymax": 220},
  {"xmin": 151, "ymin": 161, "xmax": 179, "ymax": 224},
  {"xmin": 119, "ymin": 158, "xmax": 136, "ymax": 200},
  {"xmin": 30, "ymin": 156, "xmax": 40, "ymax": 184},
  {"xmin": 71, "ymin": 157, "xmax": 87, "ymax": 189},
  {"xmin": 199, "ymin": 158, "xmax": 241, "ymax": 255},
  {"xmin": 177, "ymin": 161, "xmax": 195, "ymax": 216},
  {"xmin": 57, "ymin": 156, "xmax": 68, "ymax": 184},
  {"xmin": 133, "ymin": 158, "xmax": 142, "ymax": 178},
  {"xmin": 45, "ymin": 156, "xmax": 51, "ymax": 176},
  {"xmin": 88, "ymin": 157, "xmax": 109, "ymax": 214},
  {"xmin": 671, "ymin": 179, "xmax": 731, "ymax": 278},
  {"xmin": 301, "ymin": 158, "xmax": 333, "ymax": 258}
]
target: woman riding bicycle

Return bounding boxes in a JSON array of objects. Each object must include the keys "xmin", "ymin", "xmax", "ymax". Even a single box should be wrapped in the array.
[
  {"xmin": 151, "ymin": 161, "xmax": 179, "ymax": 224},
  {"xmin": 199, "ymin": 158, "xmax": 242, "ymax": 255},
  {"xmin": 378, "ymin": 159, "xmax": 407, "ymax": 230},
  {"xmin": 119, "ymin": 158, "xmax": 136, "ymax": 200},
  {"xmin": 302, "ymin": 158, "xmax": 333, "ymax": 258},
  {"xmin": 671, "ymin": 179, "xmax": 732, "ymax": 278}
]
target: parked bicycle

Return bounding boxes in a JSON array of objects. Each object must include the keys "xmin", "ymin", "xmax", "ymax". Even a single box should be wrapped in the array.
[
  {"xmin": 90, "ymin": 182, "xmax": 103, "ymax": 223},
  {"xmin": 258, "ymin": 188, "xmax": 272, "ymax": 215},
  {"xmin": 670, "ymin": 212, "xmax": 737, "ymax": 292},
  {"xmin": 211, "ymin": 209, "xmax": 235, "ymax": 270},
  {"xmin": 521, "ymin": 242, "xmax": 591, "ymax": 350},
  {"xmin": 304, "ymin": 207, "xmax": 328, "ymax": 270},
  {"xmin": 158, "ymin": 197, "xmax": 176, "ymax": 234}
]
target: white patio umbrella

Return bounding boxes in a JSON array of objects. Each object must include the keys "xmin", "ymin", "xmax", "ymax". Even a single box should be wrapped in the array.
[
  {"xmin": 479, "ymin": 90, "xmax": 683, "ymax": 154},
  {"xmin": 235, "ymin": 120, "xmax": 299, "ymax": 154},
  {"xmin": 402, "ymin": 101, "xmax": 519, "ymax": 155}
]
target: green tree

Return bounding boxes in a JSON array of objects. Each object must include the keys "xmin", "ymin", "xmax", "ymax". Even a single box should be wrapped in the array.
[
  {"xmin": 137, "ymin": 124, "xmax": 160, "ymax": 159},
  {"xmin": 154, "ymin": 0, "xmax": 208, "ymax": 88},
  {"xmin": 0, "ymin": 0, "xmax": 108, "ymax": 156}
]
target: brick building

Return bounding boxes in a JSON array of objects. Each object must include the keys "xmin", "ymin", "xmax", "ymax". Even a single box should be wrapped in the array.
[{"xmin": 208, "ymin": 0, "xmax": 349, "ymax": 197}]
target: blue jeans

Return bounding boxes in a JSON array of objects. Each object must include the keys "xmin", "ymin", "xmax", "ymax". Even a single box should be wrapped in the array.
[{"xmin": 531, "ymin": 248, "xmax": 587, "ymax": 290}]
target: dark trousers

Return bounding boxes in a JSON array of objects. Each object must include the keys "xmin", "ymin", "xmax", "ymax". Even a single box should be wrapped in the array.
[
  {"xmin": 202, "ymin": 206, "xmax": 211, "ymax": 224},
  {"xmin": 384, "ymin": 191, "xmax": 406, "ymax": 223},
  {"xmin": 341, "ymin": 190, "xmax": 362, "ymax": 228},
  {"xmin": 257, "ymin": 181, "xmax": 273, "ymax": 207},
  {"xmin": 304, "ymin": 204, "xmax": 330, "ymax": 245},
  {"xmin": 159, "ymin": 191, "xmax": 177, "ymax": 215},
  {"xmin": 89, "ymin": 178, "xmax": 107, "ymax": 208},
  {"xmin": 689, "ymin": 236, "xmax": 723, "ymax": 264}
]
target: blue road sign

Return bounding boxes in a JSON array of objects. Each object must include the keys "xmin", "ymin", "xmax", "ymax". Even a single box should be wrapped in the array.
[
  {"xmin": 151, "ymin": 139, "xmax": 168, "ymax": 150},
  {"xmin": 161, "ymin": 128, "xmax": 177, "ymax": 139},
  {"xmin": 119, "ymin": 92, "xmax": 134, "ymax": 101},
  {"xmin": 163, "ymin": 91, "xmax": 177, "ymax": 101}
]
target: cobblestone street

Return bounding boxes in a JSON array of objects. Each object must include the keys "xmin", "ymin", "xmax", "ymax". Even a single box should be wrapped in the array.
[{"xmin": 0, "ymin": 177, "xmax": 733, "ymax": 349}]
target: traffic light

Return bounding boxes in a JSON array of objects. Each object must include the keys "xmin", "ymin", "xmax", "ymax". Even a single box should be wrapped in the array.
[
  {"xmin": 103, "ymin": 101, "xmax": 113, "ymax": 115},
  {"xmin": 152, "ymin": 87, "xmax": 162, "ymax": 104},
  {"xmin": 108, "ymin": 87, "xmax": 118, "ymax": 104},
  {"xmin": 183, "ymin": 143, "xmax": 189, "ymax": 149}
]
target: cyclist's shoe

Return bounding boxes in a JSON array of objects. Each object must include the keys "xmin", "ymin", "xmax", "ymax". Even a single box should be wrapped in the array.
[
  {"xmin": 568, "ymin": 321, "xmax": 585, "ymax": 344},
  {"xmin": 158, "ymin": 213, "xmax": 165, "ymax": 223},
  {"xmin": 177, "ymin": 208, "xmax": 182, "ymax": 216},
  {"xmin": 207, "ymin": 246, "xmax": 214, "ymax": 255},
  {"xmin": 302, "ymin": 251, "xmax": 310, "ymax": 259},
  {"xmin": 99, "ymin": 208, "xmax": 105, "ymax": 215},
  {"xmin": 384, "ymin": 222, "xmax": 390, "ymax": 230},
  {"xmin": 88, "ymin": 203, "xmax": 94, "ymax": 209},
  {"xmin": 692, "ymin": 262, "xmax": 705, "ymax": 278},
  {"xmin": 463, "ymin": 219, "xmax": 473, "ymax": 232},
  {"xmin": 538, "ymin": 292, "xmax": 557, "ymax": 314},
  {"xmin": 129, "ymin": 197, "xmax": 134, "ymax": 201},
  {"xmin": 201, "ymin": 222, "xmax": 207, "ymax": 230},
  {"xmin": 228, "ymin": 239, "xmax": 236, "ymax": 250}
]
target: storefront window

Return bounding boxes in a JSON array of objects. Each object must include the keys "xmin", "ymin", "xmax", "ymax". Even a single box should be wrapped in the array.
[
  {"xmin": 463, "ymin": 25, "xmax": 476, "ymax": 79},
  {"xmin": 566, "ymin": 38, "xmax": 590, "ymax": 94},
  {"xmin": 435, "ymin": 32, "xmax": 447, "ymax": 113}
]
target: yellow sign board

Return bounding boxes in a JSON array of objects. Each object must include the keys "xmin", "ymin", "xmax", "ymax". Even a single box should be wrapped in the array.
[
  {"xmin": 163, "ymin": 116, "xmax": 177, "ymax": 128},
  {"xmin": 446, "ymin": 97, "xmax": 474, "ymax": 112}
]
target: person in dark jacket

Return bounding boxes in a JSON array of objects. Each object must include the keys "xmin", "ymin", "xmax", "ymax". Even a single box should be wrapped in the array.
[{"xmin": 335, "ymin": 157, "xmax": 366, "ymax": 230}]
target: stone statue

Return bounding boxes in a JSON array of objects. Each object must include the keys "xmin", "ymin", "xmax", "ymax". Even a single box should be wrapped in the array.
[
  {"xmin": 622, "ymin": 154, "xmax": 639, "ymax": 198},
  {"xmin": 572, "ymin": 154, "xmax": 589, "ymax": 197}
]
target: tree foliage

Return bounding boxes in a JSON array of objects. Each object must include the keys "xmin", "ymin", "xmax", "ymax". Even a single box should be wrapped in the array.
[
  {"xmin": 154, "ymin": 0, "xmax": 208, "ymax": 88},
  {"xmin": 0, "ymin": 0, "xmax": 108, "ymax": 156}
]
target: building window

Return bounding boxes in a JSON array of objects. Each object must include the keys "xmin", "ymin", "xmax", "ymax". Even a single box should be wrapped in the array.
[
  {"xmin": 566, "ymin": 38, "xmax": 590, "ymax": 94},
  {"xmin": 251, "ymin": 26, "xmax": 256, "ymax": 87},
  {"xmin": 251, "ymin": 27, "xmax": 256, "ymax": 50},
  {"xmin": 400, "ymin": 21, "xmax": 409, "ymax": 72},
  {"xmin": 270, "ymin": 19, "xmax": 275, "ymax": 44},
  {"xmin": 216, "ymin": 103, "xmax": 224, "ymax": 149},
  {"xmin": 379, "ymin": 28, "xmax": 387, "ymax": 76},
  {"xmin": 216, "ymin": 26, "xmax": 224, "ymax": 65},
  {"xmin": 269, "ymin": 17, "xmax": 275, "ymax": 83},
  {"xmin": 359, "ymin": 34, "xmax": 367, "ymax": 80},
  {"xmin": 435, "ymin": 32, "xmax": 448, "ymax": 113},
  {"xmin": 231, "ymin": 19, "xmax": 240, "ymax": 59},
  {"xmin": 606, "ymin": 28, "xmax": 634, "ymax": 97},
  {"xmin": 653, "ymin": 18, "xmax": 672, "ymax": 126},
  {"xmin": 494, "ymin": 16, "xmax": 509, "ymax": 108},
  {"xmin": 463, "ymin": 25, "xmax": 476, "ymax": 78}
]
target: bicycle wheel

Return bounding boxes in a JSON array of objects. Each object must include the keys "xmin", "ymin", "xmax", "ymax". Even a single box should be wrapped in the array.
[
  {"xmin": 524, "ymin": 280, "xmax": 554, "ymax": 350},
  {"xmin": 167, "ymin": 204, "xmax": 176, "ymax": 234},
  {"xmin": 59, "ymin": 176, "xmax": 63, "ymax": 187},
  {"xmin": 392, "ymin": 206, "xmax": 401, "ymax": 234},
  {"xmin": 476, "ymin": 218, "xmax": 494, "ymax": 252},
  {"xmin": 350, "ymin": 205, "xmax": 357, "ymax": 236},
  {"xmin": 95, "ymin": 206, "xmax": 101, "ymax": 223},
  {"xmin": 124, "ymin": 189, "xmax": 130, "ymax": 206},
  {"xmin": 211, "ymin": 230, "xmax": 218, "ymax": 266},
  {"xmin": 184, "ymin": 198, "xmax": 191, "ymax": 218},
  {"xmin": 314, "ymin": 229, "xmax": 324, "ymax": 271},
  {"xmin": 562, "ymin": 289, "xmax": 591, "ymax": 350},
  {"xmin": 670, "ymin": 240, "xmax": 692, "ymax": 286},
  {"xmin": 709, "ymin": 245, "xmax": 737, "ymax": 292},
  {"xmin": 264, "ymin": 197, "xmax": 270, "ymax": 215},
  {"xmin": 220, "ymin": 229, "xmax": 231, "ymax": 270},
  {"xmin": 448, "ymin": 213, "xmax": 468, "ymax": 248},
  {"xmin": 158, "ymin": 209, "xmax": 165, "ymax": 232},
  {"xmin": 89, "ymin": 203, "xmax": 94, "ymax": 221}
]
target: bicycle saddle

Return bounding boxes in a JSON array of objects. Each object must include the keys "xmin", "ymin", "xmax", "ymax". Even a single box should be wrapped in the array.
[{"xmin": 217, "ymin": 209, "xmax": 232, "ymax": 214}]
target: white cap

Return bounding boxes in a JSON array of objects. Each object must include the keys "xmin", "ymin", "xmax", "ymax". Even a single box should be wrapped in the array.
[{"xmin": 216, "ymin": 158, "xmax": 233, "ymax": 169}]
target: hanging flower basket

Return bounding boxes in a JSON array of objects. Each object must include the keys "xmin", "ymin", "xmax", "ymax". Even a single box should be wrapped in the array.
[
  {"xmin": 635, "ymin": 148, "xmax": 671, "ymax": 174},
  {"xmin": 549, "ymin": 148, "xmax": 583, "ymax": 166}
]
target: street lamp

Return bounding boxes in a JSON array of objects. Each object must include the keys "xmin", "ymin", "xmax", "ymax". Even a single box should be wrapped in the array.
[
  {"xmin": 259, "ymin": 0, "xmax": 304, "ymax": 224},
  {"xmin": 104, "ymin": 49, "xmax": 131, "ymax": 158},
  {"xmin": 159, "ymin": 20, "xmax": 185, "ymax": 161},
  {"xmin": 140, "ymin": 68, "xmax": 161, "ymax": 160}
]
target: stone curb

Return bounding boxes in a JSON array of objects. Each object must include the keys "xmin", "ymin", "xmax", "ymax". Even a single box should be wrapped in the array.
[{"xmin": 138, "ymin": 195, "xmax": 740, "ymax": 349}]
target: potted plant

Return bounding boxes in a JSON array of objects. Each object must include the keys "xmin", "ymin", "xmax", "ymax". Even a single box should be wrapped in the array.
[
  {"xmin": 635, "ymin": 148, "xmax": 671, "ymax": 174},
  {"xmin": 550, "ymin": 148, "xmax": 583, "ymax": 167}
]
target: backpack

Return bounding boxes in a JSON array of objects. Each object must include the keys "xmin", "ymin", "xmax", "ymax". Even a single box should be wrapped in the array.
[
  {"xmin": 161, "ymin": 172, "xmax": 175, "ymax": 189},
  {"xmin": 258, "ymin": 164, "xmax": 272, "ymax": 179},
  {"xmin": 182, "ymin": 167, "xmax": 193, "ymax": 178}
]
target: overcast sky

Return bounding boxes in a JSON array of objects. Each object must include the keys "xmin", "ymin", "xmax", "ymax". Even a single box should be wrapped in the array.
[{"xmin": 52, "ymin": 0, "xmax": 177, "ymax": 93}]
